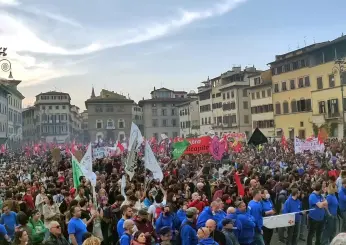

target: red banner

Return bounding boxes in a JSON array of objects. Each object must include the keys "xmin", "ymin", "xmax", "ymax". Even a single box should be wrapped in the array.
[{"xmin": 183, "ymin": 136, "xmax": 212, "ymax": 154}]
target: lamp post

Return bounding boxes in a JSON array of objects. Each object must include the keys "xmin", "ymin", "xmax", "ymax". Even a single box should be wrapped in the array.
[{"xmin": 332, "ymin": 58, "xmax": 346, "ymax": 137}]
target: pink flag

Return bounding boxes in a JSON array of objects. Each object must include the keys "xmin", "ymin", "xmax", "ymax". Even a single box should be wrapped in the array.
[{"xmin": 209, "ymin": 136, "xmax": 225, "ymax": 160}]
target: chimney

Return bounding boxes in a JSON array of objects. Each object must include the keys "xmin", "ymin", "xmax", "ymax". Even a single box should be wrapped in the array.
[
  {"xmin": 153, "ymin": 86, "xmax": 156, "ymax": 91},
  {"xmin": 91, "ymin": 86, "xmax": 95, "ymax": 98}
]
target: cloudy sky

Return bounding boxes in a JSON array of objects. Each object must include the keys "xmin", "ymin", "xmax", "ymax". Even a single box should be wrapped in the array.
[{"xmin": 1, "ymin": 0, "xmax": 346, "ymax": 110}]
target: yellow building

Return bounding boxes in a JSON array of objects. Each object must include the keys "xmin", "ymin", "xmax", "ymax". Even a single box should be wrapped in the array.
[{"xmin": 270, "ymin": 35, "xmax": 346, "ymax": 139}]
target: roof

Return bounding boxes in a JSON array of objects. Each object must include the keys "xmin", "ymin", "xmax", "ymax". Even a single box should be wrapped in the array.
[
  {"xmin": 248, "ymin": 70, "xmax": 272, "ymax": 89},
  {"xmin": 175, "ymin": 98, "xmax": 197, "ymax": 107},
  {"xmin": 0, "ymin": 79, "xmax": 25, "ymax": 99},
  {"xmin": 36, "ymin": 91, "xmax": 70, "ymax": 96},
  {"xmin": 268, "ymin": 35, "xmax": 346, "ymax": 65},
  {"xmin": 85, "ymin": 89, "xmax": 134, "ymax": 105},
  {"xmin": 138, "ymin": 97, "xmax": 189, "ymax": 107},
  {"xmin": 150, "ymin": 87, "xmax": 172, "ymax": 94}
]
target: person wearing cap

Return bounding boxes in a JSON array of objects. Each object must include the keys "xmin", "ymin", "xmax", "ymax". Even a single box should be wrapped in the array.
[
  {"xmin": 221, "ymin": 219, "xmax": 239, "ymax": 245},
  {"xmin": 133, "ymin": 209, "xmax": 156, "ymax": 245},
  {"xmin": 180, "ymin": 207, "xmax": 198, "ymax": 245}
]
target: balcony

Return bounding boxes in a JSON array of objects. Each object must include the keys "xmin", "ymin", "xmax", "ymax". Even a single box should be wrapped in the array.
[
  {"xmin": 212, "ymin": 123, "xmax": 233, "ymax": 129},
  {"xmin": 191, "ymin": 125, "xmax": 200, "ymax": 129},
  {"xmin": 324, "ymin": 112, "xmax": 341, "ymax": 119}
]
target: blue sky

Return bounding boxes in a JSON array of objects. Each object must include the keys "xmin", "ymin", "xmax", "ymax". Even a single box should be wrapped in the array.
[{"xmin": 0, "ymin": 0, "xmax": 346, "ymax": 110}]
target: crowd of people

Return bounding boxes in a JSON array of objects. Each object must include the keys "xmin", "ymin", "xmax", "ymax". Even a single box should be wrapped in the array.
[{"xmin": 0, "ymin": 138, "xmax": 346, "ymax": 245}]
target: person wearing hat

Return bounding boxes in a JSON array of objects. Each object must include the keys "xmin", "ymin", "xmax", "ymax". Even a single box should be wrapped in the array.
[
  {"xmin": 221, "ymin": 219, "xmax": 239, "ymax": 245},
  {"xmin": 180, "ymin": 207, "xmax": 198, "ymax": 245},
  {"xmin": 133, "ymin": 209, "xmax": 156, "ymax": 245}
]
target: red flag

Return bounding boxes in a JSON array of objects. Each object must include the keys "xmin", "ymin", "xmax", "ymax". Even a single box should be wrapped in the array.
[
  {"xmin": 117, "ymin": 141, "xmax": 124, "ymax": 152},
  {"xmin": 281, "ymin": 134, "xmax": 288, "ymax": 150},
  {"xmin": 234, "ymin": 172, "xmax": 244, "ymax": 197}
]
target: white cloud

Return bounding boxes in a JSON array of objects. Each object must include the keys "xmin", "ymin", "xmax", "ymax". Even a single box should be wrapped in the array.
[{"xmin": 0, "ymin": 0, "xmax": 19, "ymax": 6}]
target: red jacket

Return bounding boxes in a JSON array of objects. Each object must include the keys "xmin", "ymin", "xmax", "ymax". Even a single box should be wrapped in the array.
[
  {"xmin": 133, "ymin": 217, "xmax": 156, "ymax": 245},
  {"xmin": 188, "ymin": 200, "xmax": 206, "ymax": 213}
]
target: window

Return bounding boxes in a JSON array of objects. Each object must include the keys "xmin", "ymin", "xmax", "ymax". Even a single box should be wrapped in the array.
[
  {"xmin": 290, "ymin": 80, "xmax": 295, "ymax": 89},
  {"xmin": 106, "ymin": 105, "xmax": 113, "ymax": 112},
  {"xmin": 201, "ymin": 118, "xmax": 204, "ymax": 125},
  {"xmin": 283, "ymin": 101, "xmax": 289, "ymax": 114},
  {"xmin": 319, "ymin": 101, "xmax": 326, "ymax": 113},
  {"xmin": 306, "ymin": 99, "xmax": 312, "ymax": 111},
  {"xmin": 244, "ymin": 115, "xmax": 249, "ymax": 124},
  {"xmin": 275, "ymin": 103, "xmax": 281, "ymax": 114},
  {"xmin": 282, "ymin": 81, "xmax": 287, "ymax": 91},
  {"xmin": 261, "ymin": 90, "xmax": 265, "ymax": 98},
  {"xmin": 223, "ymin": 93, "xmax": 226, "ymax": 100},
  {"xmin": 42, "ymin": 106, "xmax": 46, "ymax": 110},
  {"xmin": 231, "ymin": 91, "xmax": 234, "ymax": 98},
  {"xmin": 162, "ymin": 119, "xmax": 167, "ymax": 127},
  {"xmin": 251, "ymin": 93, "xmax": 255, "ymax": 100},
  {"xmin": 243, "ymin": 89, "xmax": 248, "ymax": 97},
  {"xmin": 62, "ymin": 105, "xmax": 66, "ymax": 109},
  {"xmin": 274, "ymin": 84, "xmax": 279, "ymax": 93},
  {"xmin": 152, "ymin": 119, "xmax": 158, "ymax": 127},
  {"xmin": 95, "ymin": 106, "xmax": 103, "ymax": 112},
  {"xmin": 172, "ymin": 119, "xmax": 177, "ymax": 127},
  {"xmin": 267, "ymin": 89, "xmax": 271, "ymax": 97},
  {"xmin": 55, "ymin": 106, "xmax": 59, "ymax": 109},
  {"xmin": 317, "ymin": 77, "xmax": 323, "ymax": 89},
  {"xmin": 171, "ymin": 109, "xmax": 176, "ymax": 116},
  {"xmin": 161, "ymin": 109, "xmax": 167, "ymax": 116},
  {"xmin": 106, "ymin": 119, "xmax": 114, "ymax": 129},
  {"xmin": 227, "ymin": 92, "xmax": 230, "ymax": 99},
  {"xmin": 96, "ymin": 120, "xmax": 103, "ymax": 129},
  {"xmin": 298, "ymin": 78, "xmax": 304, "ymax": 88},
  {"xmin": 117, "ymin": 119, "xmax": 125, "ymax": 129},
  {"xmin": 49, "ymin": 106, "xmax": 52, "ymax": 110},
  {"xmin": 152, "ymin": 109, "xmax": 157, "ymax": 116},
  {"xmin": 243, "ymin": 101, "xmax": 248, "ymax": 109},
  {"xmin": 298, "ymin": 130, "xmax": 306, "ymax": 139},
  {"xmin": 329, "ymin": 74, "xmax": 335, "ymax": 87},
  {"xmin": 173, "ymin": 132, "xmax": 178, "ymax": 138},
  {"xmin": 256, "ymin": 92, "xmax": 260, "ymax": 99},
  {"xmin": 291, "ymin": 100, "xmax": 297, "ymax": 113},
  {"xmin": 304, "ymin": 76, "xmax": 310, "ymax": 87},
  {"xmin": 300, "ymin": 59, "xmax": 306, "ymax": 68}
]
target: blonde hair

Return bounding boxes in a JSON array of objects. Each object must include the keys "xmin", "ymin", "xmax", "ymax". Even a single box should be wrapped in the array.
[
  {"xmin": 328, "ymin": 184, "xmax": 337, "ymax": 195},
  {"xmin": 82, "ymin": 236, "xmax": 101, "ymax": 245}
]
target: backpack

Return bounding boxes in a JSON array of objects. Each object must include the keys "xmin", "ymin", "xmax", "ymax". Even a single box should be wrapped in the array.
[{"xmin": 154, "ymin": 206, "xmax": 163, "ymax": 222}]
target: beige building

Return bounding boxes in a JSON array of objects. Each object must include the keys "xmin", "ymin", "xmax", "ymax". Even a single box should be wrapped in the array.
[
  {"xmin": 211, "ymin": 66, "xmax": 256, "ymax": 137},
  {"xmin": 177, "ymin": 92, "xmax": 200, "ymax": 137},
  {"xmin": 248, "ymin": 70, "xmax": 274, "ymax": 137},
  {"xmin": 197, "ymin": 78, "xmax": 213, "ymax": 135}
]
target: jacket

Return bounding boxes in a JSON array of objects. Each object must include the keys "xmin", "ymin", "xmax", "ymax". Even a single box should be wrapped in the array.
[
  {"xmin": 155, "ymin": 213, "xmax": 178, "ymax": 234},
  {"xmin": 196, "ymin": 207, "xmax": 214, "ymax": 229},
  {"xmin": 133, "ymin": 217, "xmax": 156, "ymax": 245},
  {"xmin": 235, "ymin": 210, "xmax": 256, "ymax": 245},
  {"xmin": 27, "ymin": 217, "xmax": 47, "ymax": 245},
  {"xmin": 221, "ymin": 229, "xmax": 239, "ymax": 245},
  {"xmin": 198, "ymin": 238, "xmax": 219, "ymax": 245},
  {"xmin": 180, "ymin": 219, "xmax": 197, "ymax": 245},
  {"xmin": 44, "ymin": 233, "xmax": 70, "ymax": 245},
  {"xmin": 283, "ymin": 195, "xmax": 302, "ymax": 223}
]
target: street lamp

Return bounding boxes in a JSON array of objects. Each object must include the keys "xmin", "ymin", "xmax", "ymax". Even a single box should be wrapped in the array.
[
  {"xmin": 0, "ymin": 59, "xmax": 13, "ymax": 79},
  {"xmin": 332, "ymin": 58, "xmax": 346, "ymax": 137}
]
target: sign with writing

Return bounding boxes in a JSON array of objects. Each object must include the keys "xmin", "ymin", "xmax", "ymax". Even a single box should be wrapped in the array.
[
  {"xmin": 294, "ymin": 137, "xmax": 325, "ymax": 154},
  {"xmin": 223, "ymin": 132, "xmax": 247, "ymax": 141},
  {"xmin": 93, "ymin": 147, "xmax": 107, "ymax": 159},
  {"xmin": 183, "ymin": 136, "xmax": 212, "ymax": 154}
]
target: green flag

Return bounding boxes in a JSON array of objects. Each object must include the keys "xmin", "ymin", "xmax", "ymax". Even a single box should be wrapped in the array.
[
  {"xmin": 72, "ymin": 155, "xmax": 83, "ymax": 189},
  {"xmin": 172, "ymin": 140, "xmax": 190, "ymax": 159}
]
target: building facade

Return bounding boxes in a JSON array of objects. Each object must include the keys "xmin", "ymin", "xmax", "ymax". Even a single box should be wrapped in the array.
[
  {"xmin": 270, "ymin": 35, "xmax": 346, "ymax": 139},
  {"xmin": 132, "ymin": 104, "xmax": 144, "ymax": 134},
  {"xmin": 0, "ymin": 79, "xmax": 24, "ymax": 149},
  {"xmin": 22, "ymin": 106, "xmax": 36, "ymax": 144},
  {"xmin": 177, "ymin": 93, "xmax": 200, "ymax": 137},
  {"xmin": 248, "ymin": 70, "xmax": 275, "ymax": 137},
  {"xmin": 0, "ymin": 84, "xmax": 9, "ymax": 145},
  {"xmin": 197, "ymin": 79, "xmax": 213, "ymax": 135},
  {"xmin": 210, "ymin": 66, "xmax": 256, "ymax": 137},
  {"xmin": 139, "ymin": 87, "xmax": 189, "ymax": 139},
  {"xmin": 70, "ymin": 105, "xmax": 83, "ymax": 142},
  {"xmin": 85, "ymin": 88, "xmax": 134, "ymax": 142},
  {"xmin": 81, "ymin": 110, "xmax": 90, "ymax": 144}
]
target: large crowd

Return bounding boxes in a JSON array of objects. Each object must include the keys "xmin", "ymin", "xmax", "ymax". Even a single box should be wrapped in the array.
[{"xmin": 0, "ymin": 138, "xmax": 346, "ymax": 245}]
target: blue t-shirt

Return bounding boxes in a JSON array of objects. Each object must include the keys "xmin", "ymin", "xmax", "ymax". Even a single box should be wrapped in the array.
[
  {"xmin": 117, "ymin": 218, "xmax": 125, "ymax": 236},
  {"xmin": 0, "ymin": 212, "xmax": 17, "ymax": 238},
  {"xmin": 68, "ymin": 217, "xmax": 87, "ymax": 245},
  {"xmin": 309, "ymin": 192, "xmax": 325, "ymax": 221},
  {"xmin": 0, "ymin": 224, "xmax": 7, "ymax": 236}
]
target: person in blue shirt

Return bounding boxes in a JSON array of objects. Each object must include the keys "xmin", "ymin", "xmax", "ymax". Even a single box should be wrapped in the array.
[
  {"xmin": 0, "ymin": 204, "xmax": 17, "ymax": 239},
  {"xmin": 235, "ymin": 200, "xmax": 256, "ymax": 245},
  {"xmin": 338, "ymin": 178, "xmax": 346, "ymax": 232},
  {"xmin": 196, "ymin": 201, "xmax": 218, "ymax": 229},
  {"xmin": 261, "ymin": 189, "xmax": 275, "ymax": 245},
  {"xmin": 155, "ymin": 205, "xmax": 178, "ymax": 239},
  {"xmin": 321, "ymin": 183, "xmax": 338, "ymax": 245},
  {"xmin": 197, "ymin": 227, "xmax": 219, "ymax": 245},
  {"xmin": 176, "ymin": 201, "xmax": 188, "ymax": 226},
  {"xmin": 283, "ymin": 188, "xmax": 302, "ymax": 245},
  {"xmin": 68, "ymin": 206, "xmax": 87, "ymax": 245},
  {"xmin": 247, "ymin": 189, "xmax": 265, "ymax": 245},
  {"xmin": 120, "ymin": 220, "xmax": 134, "ymax": 245},
  {"xmin": 307, "ymin": 183, "xmax": 328, "ymax": 245},
  {"xmin": 180, "ymin": 208, "xmax": 198, "ymax": 245},
  {"xmin": 117, "ymin": 205, "xmax": 134, "ymax": 237}
]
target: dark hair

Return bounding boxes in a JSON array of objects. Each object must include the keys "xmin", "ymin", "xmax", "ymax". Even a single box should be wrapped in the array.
[
  {"xmin": 314, "ymin": 183, "xmax": 322, "ymax": 192},
  {"xmin": 13, "ymin": 229, "xmax": 27, "ymax": 245},
  {"xmin": 46, "ymin": 194, "xmax": 54, "ymax": 205},
  {"xmin": 115, "ymin": 195, "xmax": 125, "ymax": 202},
  {"xmin": 70, "ymin": 205, "xmax": 79, "ymax": 216},
  {"xmin": 121, "ymin": 204, "xmax": 131, "ymax": 215},
  {"xmin": 70, "ymin": 199, "xmax": 79, "ymax": 208},
  {"xmin": 291, "ymin": 188, "xmax": 299, "ymax": 196},
  {"xmin": 17, "ymin": 211, "xmax": 28, "ymax": 226},
  {"xmin": 133, "ymin": 231, "xmax": 145, "ymax": 241},
  {"xmin": 155, "ymin": 195, "xmax": 163, "ymax": 203},
  {"xmin": 31, "ymin": 209, "xmax": 40, "ymax": 216},
  {"xmin": 79, "ymin": 176, "xmax": 85, "ymax": 182},
  {"xmin": 79, "ymin": 198, "xmax": 88, "ymax": 208}
]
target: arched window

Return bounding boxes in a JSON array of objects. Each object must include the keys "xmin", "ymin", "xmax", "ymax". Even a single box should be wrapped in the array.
[
  {"xmin": 291, "ymin": 100, "xmax": 297, "ymax": 112},
  {"xmin": 283, "ymin": 101, "xmax": 289, "ymax": 114},
  {"xmin": 118, "ymin": 119, "xmax": 125, "ymax": 129},
  {"xmin": 275, "ymin": 102, "xmax": 281, "ymax": 115},
  {"xmin": 96, "ymin": 119, "xmax": 103, "ymax": 129},
  {"xmin": 106, "ymin": 119, "xmax": 115, "ymax": 129}
]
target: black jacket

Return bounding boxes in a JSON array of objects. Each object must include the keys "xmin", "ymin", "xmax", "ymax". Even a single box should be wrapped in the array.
[{"xmin": 44, "ymin": 233, "xmax": 69, "ymax": 245}]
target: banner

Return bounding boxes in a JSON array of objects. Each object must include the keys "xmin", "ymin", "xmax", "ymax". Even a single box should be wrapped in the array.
[
  {"xmin": 93, "ymin": 147, "xmax": 107, "ymax": 159},
  {"xmin": 80, "ymin": 144, "xmax": 97, "ymax": 186},
  {"xmin": 224, "ymin": 132, "xmax": 247, "ymax": 141},
  {"xmin": 126, "ymin": 122, "xmax": 143, "ymax": 180},
  {"xmin": 144, "ymin": 141, "xmax": 163, "ymax": 181},
  {"xmin": 210, "ymin": 136, "xmax": 225, "ymax": 160},
  {"xmin": 72, "ymin": 155, "xmax": 83, "ymax": 189},
  {"xmin": 263, "ymin": 213, "xmax": 295, "ymax": 229},
  {"xmin": 172, "ymin": 140, "xmax": 190, "ymax": 159},
  {"xmin": 294, "ymin": 137, "xmax": 325, "ymax": 154},
  {"xmin": 183, "ymin": 136, "xmax": 211, "ymax": 154}
]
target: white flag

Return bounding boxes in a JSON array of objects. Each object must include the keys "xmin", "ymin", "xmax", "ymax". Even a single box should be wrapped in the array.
[
  {"xmin": 126, "ymin": 123, "xmax": 143, "ymax": 180},
  {"xmin": 144, "ymin": 141, "xmax": 163, "ymax": 181},
  {"xmin": 128, "ymin": 122, "xmax": 143, "ymax": 151},
  {"xmin": 263, "ymin": 213, "xmax": 295, "ymax": 229},
  {"xmin": 80, "ymin": 143, "xmax": 96, "ymax": 186},
  {"xmin": 161, "ymin": 134, "xmax": 168, "ymax": 140}
]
